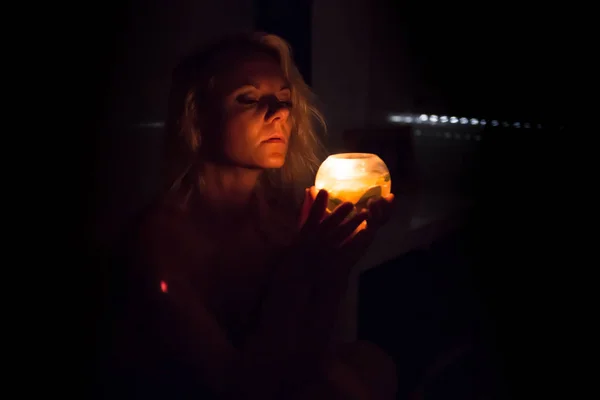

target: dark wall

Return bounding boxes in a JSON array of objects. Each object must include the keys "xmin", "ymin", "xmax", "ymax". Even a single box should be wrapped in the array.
[
  {"xmin": 369, "ymin": 0, "xmax": 567, "ymax": 123},
  {"xmin": 311, "ymin": 0, "xmax": 374, "ymax": 148},
  {"xmin": 105, "ymin": 0, "xmax": 255, "ymax": 125},
  {"xmin": 93, "ymin": 0, "xmax": 255, "ymax": 249},
  {"xmin": 92, "ymin": 0, "xmax": 567, "ymax": 248},
  {"xmin": 255, "ymin": 0, "xmax": 312, "ymax": 84}
]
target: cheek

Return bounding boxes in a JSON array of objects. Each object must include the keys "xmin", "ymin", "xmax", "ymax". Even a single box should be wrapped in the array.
[{"xmin": 221, "ymin": 111, "xmax": 262, "ymax": 155}]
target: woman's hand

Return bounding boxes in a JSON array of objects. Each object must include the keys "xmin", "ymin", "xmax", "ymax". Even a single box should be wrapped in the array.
[
  {"xmin": 293, "ymin": 188, "xmax": 370, "ymax": 272},
  {"xmin": 365, "ymin": 193, "xmax": 396, "ymax": 230},
  {"xmin": 262, "ymin": 188, "xmax": 395, "ymax": 373},
  {"xmin": 299, "ymin": 187, "xmax": 396, "ymax": 272},
  {"xmin": 296, "ymin": 188, "xmax": 396, "ymax": 367},
  {"xmin": 264, "ymin": 188, "xmax": 368, "ymax": 322},
  {"xmin": 258, "ymin": 189, "xmax": 368, "ymax": 381}
]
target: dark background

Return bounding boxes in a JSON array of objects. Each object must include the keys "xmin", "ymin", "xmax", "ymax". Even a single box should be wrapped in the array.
[
  {"xmin": 89, "ymin": 0, "xmax": 568, "ymax": 245},
  {"xmin": 97, "ymin": 0, "xmax": 567, "ymax": 127},
  {"xmin": 76, "ymin": 1, "xmax": 573, "ymax": 398}
]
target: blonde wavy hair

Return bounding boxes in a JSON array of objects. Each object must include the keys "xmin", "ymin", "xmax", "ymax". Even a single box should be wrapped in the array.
[{"xmin": 163, "ymin": 32, "xmax": 327, "ymax": 211}]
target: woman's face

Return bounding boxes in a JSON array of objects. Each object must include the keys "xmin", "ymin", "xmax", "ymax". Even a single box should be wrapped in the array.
[{"xmin": 207, "ymin": 51, "xmax": 292, "ymax": 169}]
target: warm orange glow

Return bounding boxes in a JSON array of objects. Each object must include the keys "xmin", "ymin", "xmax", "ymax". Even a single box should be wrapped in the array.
[
  {"xmin": 160, "ymin": 280, "xmax": 168, "ymax": 293},
  {"xmin": 315, "ymin": 153, "xmax": 392, "ymax": 213}
]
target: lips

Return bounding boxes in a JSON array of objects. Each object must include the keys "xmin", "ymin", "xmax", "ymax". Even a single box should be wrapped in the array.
[{"xmin": 262, "ymin": 134, "xmax": 286, "ymax": 144}]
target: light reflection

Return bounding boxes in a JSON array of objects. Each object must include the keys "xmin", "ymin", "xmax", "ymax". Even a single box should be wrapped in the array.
[{"xmin": 384, "ymin": 113, "xmax": 547, "ymax": 130}]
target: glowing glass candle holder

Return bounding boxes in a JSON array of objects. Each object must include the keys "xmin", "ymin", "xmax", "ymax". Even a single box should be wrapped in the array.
[{"xmin": 315, "ymin": 153, "xmax": 392, "ymax": 213}]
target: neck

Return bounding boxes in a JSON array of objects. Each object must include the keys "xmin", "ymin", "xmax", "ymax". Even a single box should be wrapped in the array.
[{"xmin": 197, "ymin": 162, "xmax": 262, "ymax": 216}]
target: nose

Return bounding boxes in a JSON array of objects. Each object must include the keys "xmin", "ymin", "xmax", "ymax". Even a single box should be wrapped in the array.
[{"xmin": 265, "ymin": 98, "xmax": 291, "ymax": 123}]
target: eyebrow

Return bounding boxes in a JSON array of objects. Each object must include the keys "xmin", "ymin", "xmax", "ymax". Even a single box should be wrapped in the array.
[{"xmin": 241, "ymin": 81, "xmax": 291, "ymax": 91}]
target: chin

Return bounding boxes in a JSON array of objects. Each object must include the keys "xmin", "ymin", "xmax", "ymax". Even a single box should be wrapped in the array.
[{"xmin": 261, "ymin": 153, "xmax": 287, "ymax": 169}]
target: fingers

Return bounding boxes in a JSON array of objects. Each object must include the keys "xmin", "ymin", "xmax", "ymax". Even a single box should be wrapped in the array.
[
  {"xmin": 382, "ymin": 193, "xmax": 395, "ymax": 216},
  {"xmin": 367, "ymin": 194, "xmax": 395, "ymax": 229},
  {"xmin": 302, "ymin": 189, "xmax": 328, "ymax": 233},
  {"xmin": 367, "ymin": 198, "xmax": 383, "ymax": 223},
  {"xmin": 327, "ymin": 210, "xmax": 369, "ymax": 247},
  {"xmin": 299, "ymin": 190, "xmax": 394, "ymax": 264},
  {"xmin": 319, "ymin": 201, "xmax": 355, "ymax": 232},
  {"xmin": 298, "ymin": 188, "xmax": 313, "ymax": 228}
]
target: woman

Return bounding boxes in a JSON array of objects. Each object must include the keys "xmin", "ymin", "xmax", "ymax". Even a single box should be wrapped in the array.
[{"xmin": 116, "ymin": 33, "xmax": 397, "ymax": 399}]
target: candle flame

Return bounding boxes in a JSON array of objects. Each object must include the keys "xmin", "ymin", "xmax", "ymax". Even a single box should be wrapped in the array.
[{"xmin": 315, "ymin": 153, "xmax": 392, "ymax": 208}]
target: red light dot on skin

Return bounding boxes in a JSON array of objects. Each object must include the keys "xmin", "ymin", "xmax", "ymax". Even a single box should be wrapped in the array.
[{"xmin": 160, "ymin": 281, "xmax": 168, "ymax": 293}]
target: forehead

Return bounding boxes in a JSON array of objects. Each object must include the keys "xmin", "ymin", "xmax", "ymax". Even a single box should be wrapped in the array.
[{"xmin": 216, "ymin": 52, "xmax": 289, "ymax": 93}]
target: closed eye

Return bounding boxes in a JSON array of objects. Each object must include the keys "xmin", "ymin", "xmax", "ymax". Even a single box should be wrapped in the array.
[
  {"xmin": 236, "ymin": 94, "xmax": 259, "ymax": 105},
  {"xmin": 236, "ymin": 94, "xmax": 293, "ymax": 109}
]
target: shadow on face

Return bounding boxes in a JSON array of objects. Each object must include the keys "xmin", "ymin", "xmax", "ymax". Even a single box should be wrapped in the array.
[{"xmin": 201, "ymin": 51, "xmax": 293, "ymax": 170}]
